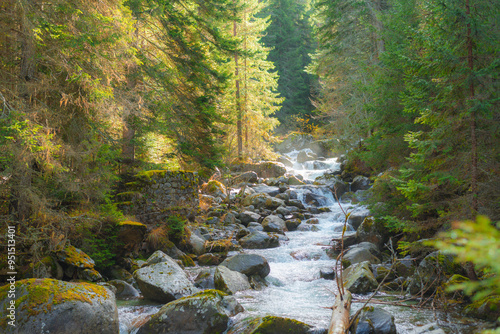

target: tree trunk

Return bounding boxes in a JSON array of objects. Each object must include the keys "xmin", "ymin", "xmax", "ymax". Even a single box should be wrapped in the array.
[
  {"xmin": 328, "ymin": 290, "xmax": 352, "ymax": 334},
  {"xmin": 234, "ymin": 20, "xmax": 242, "ymax": 158},
  {"xmin": 19, "ymin": 0, "xmax": 36, "ymax": 97}
]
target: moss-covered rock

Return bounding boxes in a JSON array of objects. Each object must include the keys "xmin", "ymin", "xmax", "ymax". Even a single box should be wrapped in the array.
[
  {"xmin": 117, "ymin": 221, "xmax": 147, "ymax": 257},
  {"xmin": 201, "ymin": 180, "xmax": 227, "ymax": 199},
  {"xmin": 0, "ymin": 278, "xmax": 118, "ymax": 333},
  {"xmin": 133, "ymin": 254, "xmax": 199, "ymax": 303},
  {"xmin": 137, "ymin": 289, "xmax": 243, "ymax": 334},
  {"xmin": 343, "ymin": 261, "xmax": 378, "ymax": 294},
  {"xmin": 227, "ymin": 315, "xmax": 314, "ymax": 334},
  {"xmin": 54, "ymin": 245, "xmax": 95, "ymax": 269}
]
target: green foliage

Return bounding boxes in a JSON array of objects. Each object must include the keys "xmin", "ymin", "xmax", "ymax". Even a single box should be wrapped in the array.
[
  {"xmin": 81, "ymin": 219, "xmax": 121, "ymax": 271},
  {"xmin": 432, "ymin": 216, "xmax": 500, "ymax": 303},
  {"xmin": 260, "ymin": 0, "xmax": 316, "ymax": 131},
  {"xmin": 166, "ymin": 215, "xmax": 186, "ymax": 242}
]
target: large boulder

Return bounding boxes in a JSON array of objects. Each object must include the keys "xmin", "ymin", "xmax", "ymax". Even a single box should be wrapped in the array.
[
  {"xmin": 343, "ymin": 261, "xmax": 378, "ymax": 294},
  {"xmin": 238, "ymin": 231, "xmax": 280, "ymax": 249},
  {"xmin": 355, "ymin": 217, "xmax": 389, "ymax": 250},
  {"xmin": 238, "ymin": 162, "xmax": 287, "ymax": 178},
  {"xmin": 351, "ymin": 176, "xmax": 372, "ymax": 192},
  {"xmin": 214, "ymin": 266, "xmax": 251, "ymax": 294},
  {"xmin": 239, "ymin": 210, "xmax": 261, "ymax": 225},
  {"xmin": 410, "ymin": 322, "xmax": 446, "ymax": 334},
  {"xmin": 303, "ymin": 192, "xmax": 329, "ymax": 207},
  {"xmin": 347, "ymin": 207, "xmax": 371, "ymax": 230},
  {"xmin": 201, "ymin": 180, "xmax": 227, "ymax": 199},
  {"xmin": 297, "ymin": 151, "xmax": 316, "ymax": 163},
  {"xmin": 261, "ymin": 215, "xmax": 287, "ymax": 234},
  {"xmin": 242, "ymin": 193, "xmax": 271, "ymax": 208},
  {"xmin": 230, "ymin": 171, "xmax": 259, "ymax": 185},
  {"xmin": 407, "ymin": 251, "xmax": 465, "ymax": 296},
  {"xmin": 186, "ymin": 231, "xmax": 207, "ymax": 256},
  {"xmin": 220, "ymin": 254, "xmax": 270, "ymax": 278},
  {"xmin": 116, "ymin": 221, "xmax": 147, "ymax": 256},
  {"xmin": 134, "ymin": 253, "xmax": 198, "ymax": 303},
  {"xmin": 227, "ymin": 315, "xmax": 314, "ymax": 334},
  {"xmin": 107, "ymin": 279, "xmax": 141, "ymax": 300},
  {"xmin": 264, "ymin": 197, "xmax": 286, "ymax": 210},
  {"xmin": 0, "ymin": 278, "xmax": 118, "ymax": 334},
  {"xmin": 343, "ymin": 242, "xmax": 381, "ymax": 267},
  {"xmin": 137, "ymin": 290, "xmax": 243, "ymax": 334},
  {"xmin": 351, "ymin": 306, "xmax": 397, "ymax": 334}
]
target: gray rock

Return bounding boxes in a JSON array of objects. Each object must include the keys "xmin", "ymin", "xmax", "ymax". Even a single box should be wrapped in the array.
[
  {"xmin": 215, "ymin": 266, "xmax": 251, "ymax": 294},
  {"xmin": 247, "ymin": 222, "xmax": 264, "ymax": 232},
  {"xmin": 304, "ymin": 191, "xmax": 328, "ymax": 207},
  {"xmin": 287, "ymin": 199, "xmax": 306, "ymax": 210},
  {"xmin": 265, "ymin": 197, "xmax": 286, "ymax": 210},
  {"xmin": 348, "ymin": 207, "xmax": 371, "ymax": 230},
  {"xmin": 238, "ymin": 231, "xmax": 280, "ymax": 249},
  {"xmin": 356, "ymin": 216, "xmax": 389, "ymax": 250},
  {"xmin": 107, "ymin": 280, "xmax": 141, "ymax": 300},
  {"xmin": 343, "ymin": 261, "xmax": 378, "ymax": 294},
  {"xmin": 251, "ymin": 185, "xmax": 281, "ymax": 197},
  {"xmin": 343, "ymin": 247, "xmax": 380, "ymax": 266},
  {"xmin": 297, "ymin": 151, "xmax": 316, "ymax": 163},
  {"xmin": 262, "ymin": 215, "xmax": 287, "ymax": 234},
  {"xmin": 278, "ymin": 155, "xmax": 294, "ymax": 167},
  {"xmin": 352, "ymin": 306, "xmax": 396, "ymax": 334},
  {"xmin": 285, "ymin": 218, "xmax": 302, "ymax": 231},
  {"xmin": 194, "ymin": 267, "xmax": 215, "ymax": 289},
  {"xmin": 320, "ymin": 268, "xmax": 336, "ymax": 280},
  {"xmin": 186, "ymin": 232, "xmax": 206, "ymax": 255},
  {"xmin": 0, "ymin": 278, "xmax": 118, "ymax": 334},
  {"xmin": 137, "ymin": 289, "xmax": 243, "ymax": 334},
  {"xmin": 407, "ymin": 251, "xmax": 465, "ymax": 296},
  {"xmin": 221, "ymin": 254, "xmax": 270, "ymax": 278},
  {"xmin": 351, "ymin": 175, "xmax": 372, "ymax": 192},
  {"xmin": 242, "ymin": 192, "xmax": 271, "ymax": 207},
  {"xmin": 231, "ymin": 171, "xmax": 259, "ymax": 185},
  {"xmin": 239, "ymin": 210, "xmax": 261, "ymax": 226},
  {"xmin": 134, "ymin": 258, "xmax": 198, "ymax": 303}
]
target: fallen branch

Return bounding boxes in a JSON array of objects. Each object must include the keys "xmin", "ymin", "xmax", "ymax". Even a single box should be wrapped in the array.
[{"xmin": 328, "ymin": 290, "xmax": 352, "ymax": 334}]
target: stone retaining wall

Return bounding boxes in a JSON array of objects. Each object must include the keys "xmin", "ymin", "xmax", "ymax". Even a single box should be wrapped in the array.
[{"xmin": 131, "ymin": 170, "xmax": 199, "ymax": 223}]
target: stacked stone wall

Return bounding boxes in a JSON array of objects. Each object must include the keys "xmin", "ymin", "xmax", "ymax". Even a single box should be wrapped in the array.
[{"xmin": 131, "ymin": 170, "xmax": 199, "ymax": 223}]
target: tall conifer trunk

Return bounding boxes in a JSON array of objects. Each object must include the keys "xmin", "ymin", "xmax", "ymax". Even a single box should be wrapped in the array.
[{"xmin": 234, "ymin": 20, "xmax": 242, "ymax": 158}]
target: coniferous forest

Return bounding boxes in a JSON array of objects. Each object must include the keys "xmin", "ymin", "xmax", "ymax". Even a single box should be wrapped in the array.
[{"xmin": 0, "ymin": 0, "xmax": 499, "ymax": 333}]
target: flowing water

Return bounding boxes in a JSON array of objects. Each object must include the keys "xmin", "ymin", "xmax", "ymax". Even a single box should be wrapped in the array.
[{"xmin": 118, "ymin": 149, "xmax": 489, "ymax": 334}]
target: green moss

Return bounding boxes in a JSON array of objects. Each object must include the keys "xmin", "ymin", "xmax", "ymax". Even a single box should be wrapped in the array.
[
  {"xmin": 55, "ymin": 245, "xmax": 94, "ymax": 269},
  {"xmin": 118, "ymin": 220, "xmax": 146, "ymax": 227},
  {"xmin": 179, "ymin": 254, "xmax": 195, "ymax": 267},
  {"xmin": 0, "ymin": 279, "xmax": 111, "ymax": 320}
]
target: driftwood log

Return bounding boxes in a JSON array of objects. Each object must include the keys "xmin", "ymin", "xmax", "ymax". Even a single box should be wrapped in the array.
[{"xmin": 328, "ymin": 290, "xmax": 352, "ymax": 334}]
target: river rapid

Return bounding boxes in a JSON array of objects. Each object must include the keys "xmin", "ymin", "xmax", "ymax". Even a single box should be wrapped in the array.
[{"xmin": 118, "ymin": 148, "xmax": 488, "ymax": 334}]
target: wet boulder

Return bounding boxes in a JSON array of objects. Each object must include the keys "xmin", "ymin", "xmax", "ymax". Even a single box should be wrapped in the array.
[
  {"xmin": 134, "ymin": 253, "xmax": 198, "ymax": 303},
  {"xmin": 351, "ymin": 175, "xmax": 372, "ymax": 192},
  {"xmin": 227, "ymin": 315, "xmax": 314, "ymax": 334},
  {"xmin": 343, "ymin": 261, "xmax": 378, "ymax": 294},
  {"xmin": 238, "ymin": 161, "xmax": 287, "ymax": 178},
  {"xmin": 355, "ymin": 216, "xmax": 389, "ymax": 250},
  {"xmin": 198, "ymin": 253, "xmax": 225, "ymax": 266},
  {"xmin": 137, "ymin": 289, "xmax": 243, "ymax": 334},
  {"xmin": 264, "ymin": 197, "xmax": 286, "ymax": 210},
  {"xmin": 285, "ymin": 218, "xmax": 302, "ymax": 231},
  {"xmin": 347, "ymin": 207, "xmax": 371, "ymax": 230},
  {"xmin": 242, "ymin": 192, "xmax": 272, "ymax": 208},
  {"xmin": 343, "ymin": 242, "xmax": 381, "ymax": 267},
  {"xmin": 239, "ymin": 210, "xmax": 261, "ymax": 226},
  {"xmin": 351, "ymin": 306, "xmax": 396, "ymax": 334},
  {"xmin": 107, "ymin": 280, "xmax": 141, "ymax": 300},
  {"xmin": 277, "ymin": 155, "xmax": 294, "ymax": 167},
  {"xmin": 214, "ymin": 266, "xmax": 251, "ymax": 294},
  {"xmin": 262, "ymin": 215, "xmax": 287, "ymax": 234},
  {"xmin": 288, "ymin": 175, "xmax": 305, "ymax": 185},
  {"xmin": 297, "ymin": 151, "xmax": 316, "ymax": 163},
  {"xmin": 194, "ymin": 267, "xmax": 216, "ymax": 289},
  {"xmin": 238, "ymin": 231, "xmax": 280, "ymax": 249},
  {"xmin": 0, "ymin": 278, "xmax": 118, "ymax": 334},
  {"xmin": 186, "ymin": 231, "xmax": 207, "ymax": 256},
  {"xmin": 201, "ymin": 180, "xmax": 227, "ymax": 198},
  {"xmin": 304, "ymin": 191, "xmax": 328, "ymax": 207},
  {"xmin": 230, "ymin": 171, "xmax": 259, "ymax": 185},
  {"xmin": 221, "ymin": 254, "xmax": 270, "ymax": 278}
]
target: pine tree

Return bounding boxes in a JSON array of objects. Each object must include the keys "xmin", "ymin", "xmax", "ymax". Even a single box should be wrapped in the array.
[{"xmin": 261, "ymin": 0, "xmax": 316, "ymax": 132}]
